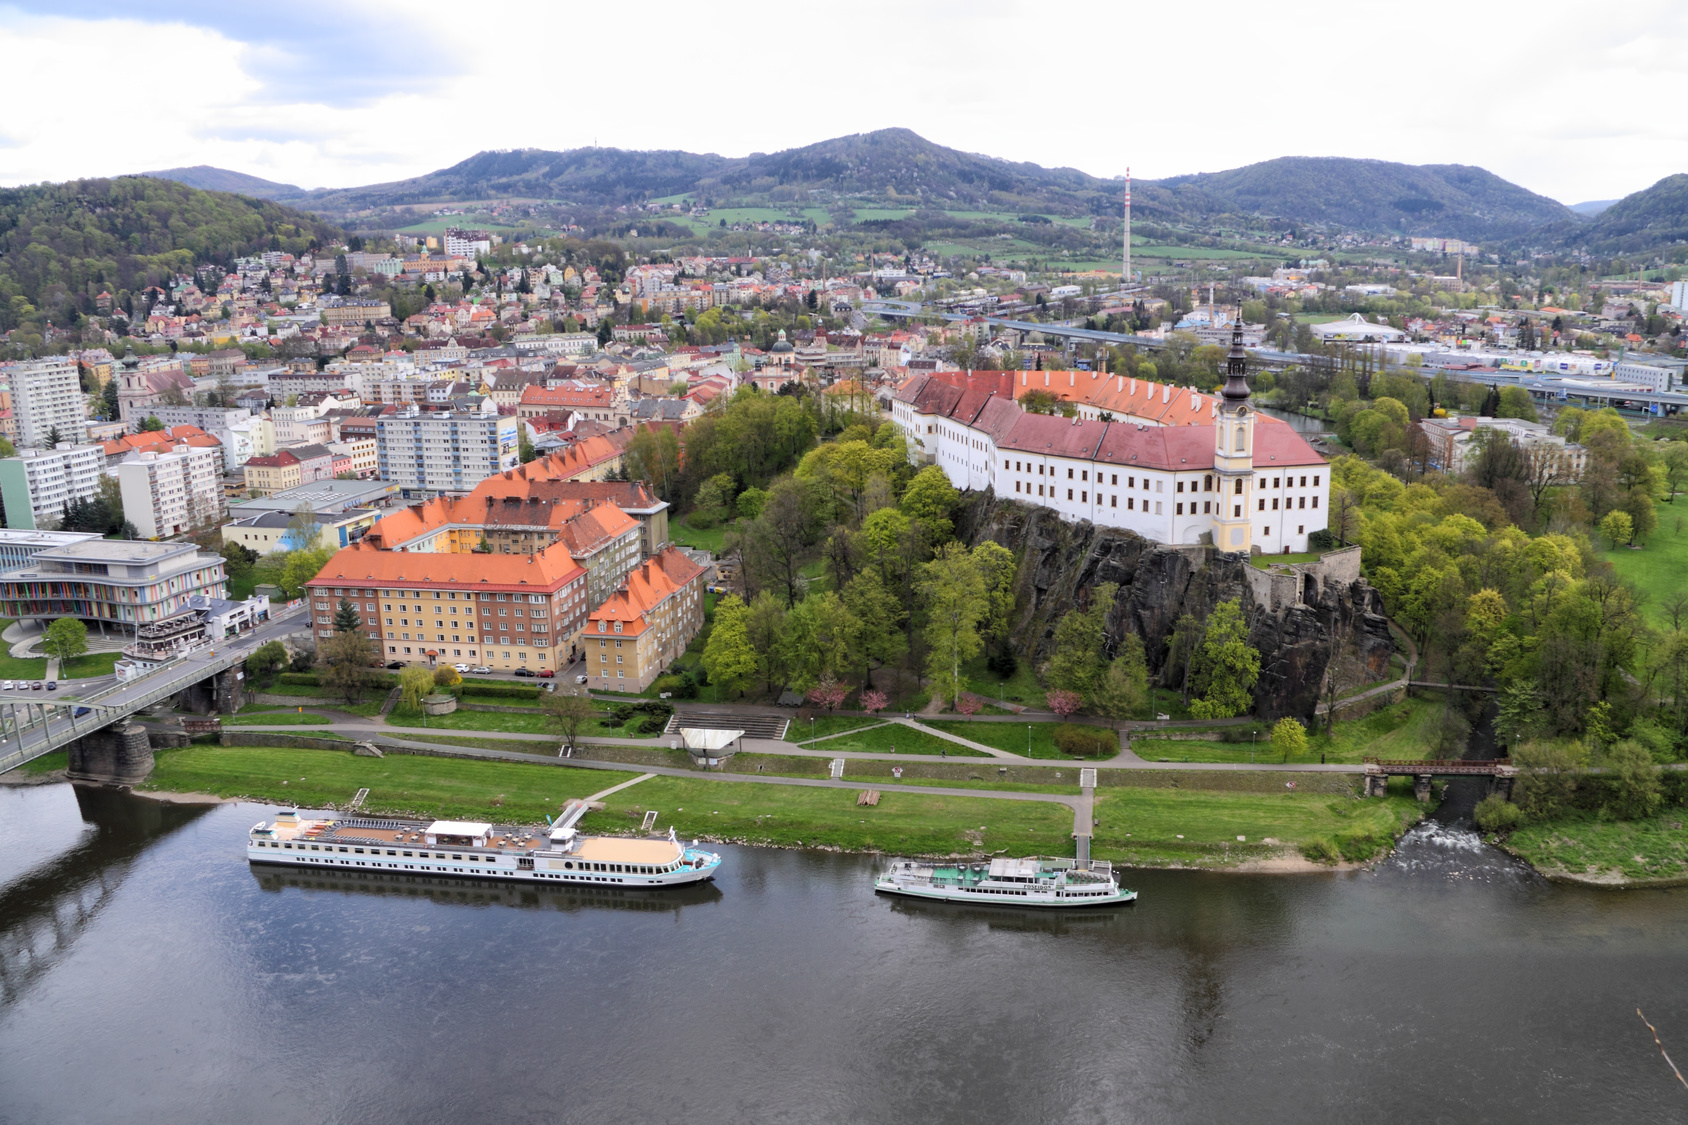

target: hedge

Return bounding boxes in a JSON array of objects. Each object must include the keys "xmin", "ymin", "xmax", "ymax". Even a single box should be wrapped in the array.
[
  {"xmin": 456, "ymin": 683, "xmax": 542, "ymax": 701},
  {"xmin": 276, "ymin": 671, "xmax": 398, "ymax": 689}
]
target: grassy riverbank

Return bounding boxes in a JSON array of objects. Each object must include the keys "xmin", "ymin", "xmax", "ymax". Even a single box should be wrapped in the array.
[
  {"xmin": 1092, "ymin": 787, "xmax": 1424, "ymax": 867},
  {"xmin": 142, "ymin": 745, "xmax": 633, "ymax": 821},
  {"xmin": 1502, "ymin": 812, "xmax": 1688, "ymax": 884},
  {"xmin": 1132, "ymin": 696, "xmax": 1444, "ymax": 765}
]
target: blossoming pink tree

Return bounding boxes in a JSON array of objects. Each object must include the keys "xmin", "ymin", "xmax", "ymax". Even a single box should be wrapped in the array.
[
  {"xmin": 955, "ymin": 693, "xmax": 983, "ymax": 716},
  {"xmin": 860, "ymin": 689, "xmax": 889, "ymax": 714},
  {"xmin": 807, "ymin": 675, "xmax": 848, "ymax": 712},
  {"xmin": 1045, "ymin": 689, "xmax": 1082, "ymax": 719}
]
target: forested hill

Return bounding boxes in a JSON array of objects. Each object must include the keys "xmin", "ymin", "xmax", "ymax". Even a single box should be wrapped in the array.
[
  {"xmin": 140, "ymin": 165, "xmax": 303, "ymax": 199},
  {"xmin": 0, "ymin": 177, "xmax": 341, "ymax": 340},
  {"xmin": 1153, "ymin": 157, "xmax": 1577, "ymax": 241},
  {"xmin": 1569, "ymin": 173, "xmax": 1688, "ymax": 252}
]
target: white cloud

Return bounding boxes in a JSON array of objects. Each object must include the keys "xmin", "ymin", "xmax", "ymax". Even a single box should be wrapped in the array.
[{"xmin": 5, "ymin": 0, "xmax": 1687, "ymax": 204}]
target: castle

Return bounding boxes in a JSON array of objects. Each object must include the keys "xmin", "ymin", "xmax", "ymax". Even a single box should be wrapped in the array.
[{"xmin": 889, "ymin": 324, "xmax": 1331, "ymax": 553}]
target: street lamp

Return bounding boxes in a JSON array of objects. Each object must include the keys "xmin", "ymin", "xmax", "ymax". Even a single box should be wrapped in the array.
[
  {"xmin": 1251, "ymin": 729, "xmax": 1256, "ymax": 764},
  {"xmin": 1027, "ymin": 724, "xmax": 1031, "ymax": 756}
]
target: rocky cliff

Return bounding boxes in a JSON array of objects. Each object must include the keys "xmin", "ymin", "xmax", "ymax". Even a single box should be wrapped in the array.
[{"xmin": 959, "ymin": 494, "xmax": 1395, "ymax": 720}]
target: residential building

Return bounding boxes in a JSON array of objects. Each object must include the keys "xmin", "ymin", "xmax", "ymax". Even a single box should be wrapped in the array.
[
  {"xmin": 517, "ymin": 383, "xmax": 620, "ymax": 423},
  {"xmin": 0, "ymin": 539, "xmax": 228, "ymax": 628},
  {"xmin": 304, "ymin": 540, "xmax": 588, "ymax": 670},
  {"xmin": 584, "ymin": 547, "xmax": 707, "ymax": 691},
  {"xmin": 328, "ymin": 436, "xmax": 378, "ymax": 478},
  {"xmin": 318, "ymin": 298, "xmax": 392, "ymax": 326},
  {"xmin": 375, "ymin": 410, "xmax": 520, "ymax": 496},
  {"xmin": 0, "ymin": 444, "xmax": 107, "ymax": 530},
  {"xmin": 117, "ymin": 444, "xmax": 227, "ymax": 539},
  {"xmin": 0, "ymin": 528, "xmax": 101, "ymax": 569},
  {"xmin": 1418, "ymin": 415, "xmax": 1588, "ymax": 479},
  {"xmin": 284, "ymin": 442, "xmax": 336, "ymax": 484},
  {"xmin": 150, "ymin": 405, "xmax": 263, "ymax": 470},
  {"xmin": 360, "ymin": 479, "xmax": 669, "ymax": 560},
  {"xmin": 221, "ymin": 507, "xmax": 378, "ymax": 554},
  {"xmin": 100, "ymin": 424, "xmax": 222, "ymax": 468},
  {"xmin": 556, "ymin": 503, "xmax": 644, "ymax": 609},
  {"xmin": 226, "ymin": 478, "xmax": 397, "ymax": 520},
  {"xmin": 5, "ymin": 357, "xmax": 87, "ymax": 447},
  {"xmin": 243, "ymin": 450, "xmax": 305, "ymax": 495}
]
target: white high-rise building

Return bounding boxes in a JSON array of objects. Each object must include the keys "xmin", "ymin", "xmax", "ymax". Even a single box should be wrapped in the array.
[
  {"xmin": 6, "ymin": 358, "xmax": 86, "ymax": 448},
  {"xmin": 375, "ymin": 410, "xmax": 520, "ymax": 496},
  {"xmin": 117, "ymin": 445, "xmax": 226, "ymax": 539},
  {"xmin": 0, "ymin": 444, "xmax": 106, "ymax": 529}
]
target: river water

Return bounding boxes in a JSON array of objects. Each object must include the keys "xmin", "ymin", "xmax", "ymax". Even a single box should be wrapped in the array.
[
  {"xmin": 1257, "ymin": 405, "xmax": 1330, "ymax": 435},
  {"xmin": 3, "ymin": 783, "xmax": 1687, "ymax": 1124}
]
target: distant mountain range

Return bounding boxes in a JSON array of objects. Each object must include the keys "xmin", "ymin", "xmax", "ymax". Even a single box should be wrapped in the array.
[{"xmin": 131, "ymin": 130, "xmax": 1686, "ymax": 252}]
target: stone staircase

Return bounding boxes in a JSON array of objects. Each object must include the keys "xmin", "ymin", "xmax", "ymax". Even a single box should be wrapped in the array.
[{"xmin": 664, "ymin": 709, "xmax": 789, "ymax": 740}]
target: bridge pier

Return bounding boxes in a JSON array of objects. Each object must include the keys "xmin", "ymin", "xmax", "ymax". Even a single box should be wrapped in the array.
[
  {"xmin": 177, "ymin": 666, "xmax": 245, "ymax": 715},
  {"xmin": 65, "ymin": 723, "xmax": 154, "ymax": 786},
  {"xmin": 1413, "ymin": 775, "xmax": 1433, "ymax": 803},
  {"xmin": 1363, "ymin": 772, "xmax": 1388, "ymax": 797}
]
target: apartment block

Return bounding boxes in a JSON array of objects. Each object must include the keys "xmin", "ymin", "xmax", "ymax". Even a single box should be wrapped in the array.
[
  {"xmin": 117, "ymin": 445, "xmax": 226, "ymax": 539},
  {"xmin": 583, "ymin": 547, "xmax": 707, "ymax": 691},
  {"xmin": 5, "ymin": 358, "xmax": 87, "ymax": 448},
  {"xmin": 375, "ymin": 410, "xmax": 520, "ymax": 495},
  {"xmin": 0, "ymin": 444, "xmax": 107, "ymax": 529}
]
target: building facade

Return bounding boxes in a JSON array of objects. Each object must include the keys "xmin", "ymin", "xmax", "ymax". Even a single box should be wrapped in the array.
[
  {"xmin": 5, "ymin": 358, "xmax": 87, "ymax": 448},
  {"xmin": 304, "ymin": 541, "xmax": 588, "ymax": 670},
  {"xmin": 0, "ymin": 444, "xmax": 107, "ymax": 530},
  {"xmin": 583, "ymin": 547, "xmax": 707, "ymax": 691},
  {"xmin": 0, "ymin": 539, "xmax": 228, "ymax": 628},
  {"xmin": 117, "ymin": 445, "xmax": 227, "ymax": 539},
  {"xmin": 375, "ymin": 410, "xmax": 520, "ymax": 495}
]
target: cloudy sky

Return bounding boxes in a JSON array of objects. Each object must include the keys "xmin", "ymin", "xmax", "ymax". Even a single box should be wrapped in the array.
[{"xmin": 3, "ymin": 0, "xmax": 1683, "ymax": 205}]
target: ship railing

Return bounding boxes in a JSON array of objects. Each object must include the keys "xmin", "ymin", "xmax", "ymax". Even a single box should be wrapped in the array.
[{"xmin": 335, "ymin": 817, "xmax": 416, "ymax": 831}]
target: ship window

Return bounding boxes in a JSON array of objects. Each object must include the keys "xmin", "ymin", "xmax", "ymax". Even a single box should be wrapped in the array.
[
  {"xmin": 451, "ymin": 854, "xmax": 462, "ymax": 860},
  {"xmin": 354, "ymin": 848, "xmax": 364, "ymax": 854},
  {"xmin": 564, "ymin": 861, "xmax": 573, "ymax": 869},
  {"xmin": 337, "ymin": 846, "xmax": 348, "ymax": 853},
  {"xmin": 402, "ymin": 851, "xmax": 412, "ymax": 857},
  {"xmin": 386, "ymin": 850, "xmax": 396, "ymax": 856}
]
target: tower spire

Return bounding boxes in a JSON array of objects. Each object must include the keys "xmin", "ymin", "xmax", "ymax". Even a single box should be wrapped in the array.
[{"xmin": 1221, "ymin": 316, "xmax": 1250, "ymax": 403}]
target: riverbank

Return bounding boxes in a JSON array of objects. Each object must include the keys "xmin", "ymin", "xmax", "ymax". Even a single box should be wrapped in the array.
[
  {"xmin": 134, "ymin": 742, "xmax": 1433, "ymax": 871},
  {"xmin": 1499, "ymin": 811, "xmax": 1688, "ymax": 887}
]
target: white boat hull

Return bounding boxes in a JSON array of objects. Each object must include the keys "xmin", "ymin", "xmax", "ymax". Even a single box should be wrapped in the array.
[
  {"xmin": 874, "ymin": 877, "xmax": 1137, "ymax": 908},
  {"xmin": 247, "ymin": 843, "xmax": 720, "ymax": 888}
]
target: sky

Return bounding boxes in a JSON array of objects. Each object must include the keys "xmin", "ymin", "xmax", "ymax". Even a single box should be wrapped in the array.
[{"xmin": 3, "ymin": 0, "xmax": 1685, "ymax": 205}]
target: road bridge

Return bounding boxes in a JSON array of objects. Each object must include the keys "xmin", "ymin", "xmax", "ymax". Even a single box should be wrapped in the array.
[
  {"xmin": 0, "ymin": 603, "xmax": 309, "ymax": 779},
  {"xmin": 862, "ymin": 300, "xmax": 1170, "ymax": 351},
  {"xmin": 1363, "ymin": 757, "xmax": 1516, "ymax": 801}
]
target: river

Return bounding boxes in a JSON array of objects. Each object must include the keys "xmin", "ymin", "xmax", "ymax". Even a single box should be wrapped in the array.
[
  {"xmin": 2, "ymin": 783, "xmax": 1687, "ymax": 1124},
  {"xmin": 1256, "ymin": 405, "xmax": 1331, "ymax": 435}
]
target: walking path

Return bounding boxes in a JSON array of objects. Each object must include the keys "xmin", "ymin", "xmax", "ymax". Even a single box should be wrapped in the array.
[{"xmin": 586, "ymin": 772, "xmax": 656, "ymax": 802}]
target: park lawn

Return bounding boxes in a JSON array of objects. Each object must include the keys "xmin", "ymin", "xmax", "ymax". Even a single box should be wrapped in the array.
[
  {"xmin": 385, "ymin": 705, "xmax": 558, "ymax": 735},
  {"xmin": 926, "ymin": 720, "xmax": 1110, "ymax": 760},
  {"xmin": 142, "ymin": 744, "xmax": 634, "ymax": 822},
  {"xmin": 1251, "ymin": 552, "xmax": 1321, "ymax": 569},
  {"xmin": 959, "ymin": 653, "xmax": 1044, "ymax": 707},
  {"xmin": 1599, "ymin": 527, "xmax": 1688, "ymax": 627},
  {"xmin": 19, "ymin": 750, "xmax": 67, "ymax": 774},
  {"xmin": 670, "ymin": 511, "xmax": 728, "ymax": 553},
  {"xmin": 1504, "ymin": 812, "xmax": 1688, "ymax": 882},
  {"xmin": 578, "ymin": 776, "xmax": 1074, "ymax": 856},
  {"xmin": 395, "ymin": 734, "xmax": 580, "ymax": 756},
  {"xmin": 1133, "ymin": 697, "xmax": 1440, "ymax": 765},
  {"xmin": 1091, "ymin": 789, "xmax": 1423, "ymax": 868},
  {"xmin": 0, "ymin": 626, "xmax": 47, "ymax": 680},
  {"xmin": 821, "ymin": 723, "xmax": 989, "ymax": 757},
  {"xmin": 59, "ymin": 651, "xmax": 122, "ymax": 679},
  {"xmin": 787, "ymin": 715, "xmax": 886, "ymax": 742}
]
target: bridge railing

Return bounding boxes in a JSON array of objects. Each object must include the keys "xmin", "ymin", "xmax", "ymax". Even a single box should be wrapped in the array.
[{"xmin": 1364, "ymin": 757, "xmax": 1513, "ymax": 775}]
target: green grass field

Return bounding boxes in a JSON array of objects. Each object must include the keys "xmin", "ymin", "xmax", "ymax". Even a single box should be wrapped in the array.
[
  {"xmin": 1599, "ymin": 523, "xmax": 1688, "ymax": 627},
  {"xmin": 816, "ymin": 723, "xmax": 989, "ymax": 757},
  {"xmin": 1251, "ymin": 552, "xmax": 1322, "ymax": 569},
  {"xmin": 142, "ymin": 744, "xmax": 633, "ymax": 821},
  {"xmin": 1505, "ymin": 811, "xmax": 1688, "ymax": 881},
  {"xmin": 59, "ymin": 651, "xmax": 122, "ymax": 679},
  {"xmin": 1091, "ymin": 788, "xmax": 1422, "ymax": 867},
  {"xmin": 670, "ymin": 510, "xmax": 728, "ymax": 553},
  {"xmin": 1132, "ymin": 696, "xmax": 1440, "ymax": 765},
  {"xmin": 0, "ymin": 621, "xmax": 47, "ymax": 680},
  {"xmin": 225, "ymin": 712, "xmax": 332, "ymax": 726},
  {"xmin": 18, "ymin": 749, "xmax": 67, "ymax": 774},
  {"xmin": 578, "ymin": 776, "xmax": 1074, "ymax": 856},
  {"xmin": 926, "ymin": 719, "xmax": 1108, "ymax": 760},
  {"xmin": 788, "ymin": 716, "xmax": 887, "ymax": 742}
]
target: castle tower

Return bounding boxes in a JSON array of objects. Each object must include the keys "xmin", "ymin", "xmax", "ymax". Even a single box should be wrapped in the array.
[{"xmin": 1212, "ymin": 317, "xmax": 1255, "ymax": 554}]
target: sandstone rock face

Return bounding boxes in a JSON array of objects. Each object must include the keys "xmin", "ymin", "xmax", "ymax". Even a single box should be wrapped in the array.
[{"xmin": 959, "ymin": 493, "xmax": 1395, "ymax": 720}]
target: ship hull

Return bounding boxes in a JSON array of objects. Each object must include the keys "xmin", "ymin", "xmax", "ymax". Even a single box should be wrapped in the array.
[
  {"xmin": 247, "ymin": 846, "xmax": 720, "ymax": 888},
  {"xmin": 874, "ymin": 879, "xmax": 1136, "ymax": 908}
]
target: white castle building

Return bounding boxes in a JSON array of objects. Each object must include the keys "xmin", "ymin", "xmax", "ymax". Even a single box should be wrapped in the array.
[{"xmin": 890, "ymin": 327, "xmax": 1330, "ymax": 553}]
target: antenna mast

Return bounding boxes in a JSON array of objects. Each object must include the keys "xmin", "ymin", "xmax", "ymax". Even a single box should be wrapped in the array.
[{"xmin": 1122, "ymin": 167, "xmax": 1132, "ymax": 291}]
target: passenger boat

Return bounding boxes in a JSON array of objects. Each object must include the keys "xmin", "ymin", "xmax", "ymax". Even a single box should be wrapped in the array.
[
  {"xmin": 247, "ymin": 799, "xmax": 722, "ymax": 888},
  {"xmin": 874, "ymin": 856, "xmax": 1136, "ymax": 907}
]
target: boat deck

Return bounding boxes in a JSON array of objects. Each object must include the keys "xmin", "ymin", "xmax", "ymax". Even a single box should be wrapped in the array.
[{"xmin": 276, "ymin": 817, "xmax": 686, "ymax": 866}]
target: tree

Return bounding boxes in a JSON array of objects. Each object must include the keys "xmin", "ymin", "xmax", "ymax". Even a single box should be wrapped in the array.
[
  {"xmin": 139, "ymin": 417, "xmax": 164, "ymax": 432},
  {"xmin": 919, "ymin": 542, "xmax": 987, "ymax": 708},
  {"xmin": 1603, "ymin": 740, "xmax": 1662, "ymax": 820},
  {"xmin": 1188, "ymin": 599, "xmax": 1261, "ymax": 719},
  {"xmin": 542, "ymin": 690, "xmax": 594, "ymax": 750},
  {"xmin": 1495, "ymin": 386, "xmax": 1539, "ymax": 421},
  {"xmin": 971, "ymin": 540, "xmax": 1018, "ymax": 643},
  {"xmin": 806, "ymin": 675, "xmax": 847, "ymax": 712},
  {"xmin": 44, "ymin": 618, "xmax": 87, "ymax": 666},
  {"xmin": 220, "ymin": 540, "xmax": 257, "ymax": 578},
  {"xmin": 840, "ymin": 571, "xmax": 907, "ymax": 687},
  {"xmin": 1271, "ymin": 716, "xmax": 1308, "ymax": 762},
  {"xmin": 1660, "ymin": 442, "xmax": 1688, "ymax": 502},
  {"xmin": 398, "ymin": 666, "xmax": 436, "ymax": 711},
  {"xmin": 433, "ymin": 665, "xmax": 461, "ymax": 688},
  {"xmin": 1046, "ymin": 583, "xmax": 1117, "ymax": 698},
  {"xmin": 734, "ymin": 476, "xmax": 822, "ymax": 607},
  {"xmin": 701, "ymin": 594, "xmax": 758, "ymax": 697},
  {"xmin": 860, "ymin": 689, "xmax": 889, "ymax": 714},
  {"xmin": 319, "ymin": 630, "xmax": 374, "ymax": 705},
  {"xmin": 1512, "ymin": 741, "xmax": 1582, "ymax": 821},
  {"xmin": 1090, "ymin": 634, "xmax": 1149, "ymax": 719},
  {"xmin": 1623, "ymin": 487, "xmax": 1656, "ymax": 545},
  {"xmin": 900, "ymin": 465, "xmax": 961, "ymax": 541},
  {"xmin": 333, "ymin": 597, "xmax": 361, "ymax": 633},
  {"xmin": 279, "ymin": 545, "xmax": 333, "ymax": 597},
  {"xmin": 1045, "ymin": 689, "xmax": 1082, "ymax": 718},
  {"xmin": 955, "ymin": 693, "xmax": 982, "ymax": 716},
  {"xmin": 44, "ymin": 425, "xmax": 63, "ymax": 446},
  {"xmin": 1493, "ymin": 679, "xmax": 1544, "ymax": 749},
  {"xmin": 1599, "ymin": 509, "xmax": 1633, "ymax": 550},
  {"xmin": 245, "ymin": 640, "xmax": 288, "ymax": 687}
]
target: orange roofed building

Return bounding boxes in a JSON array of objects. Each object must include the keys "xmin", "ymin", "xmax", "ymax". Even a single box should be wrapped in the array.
[
  {"xmin": 583, "ymin": 546, "xmax": 707, "ymax": 691},
  {"xmin": 304, "ymin": 541, "xmax": 590, "ymax": 670}
]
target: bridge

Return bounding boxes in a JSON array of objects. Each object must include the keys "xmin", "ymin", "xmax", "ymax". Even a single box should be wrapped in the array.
[
  {"xmin": 1363, "ymin": 757, "xmax": 1516, "ymax": 801},
  {"xmin": 0, "ymin": 603, "xmax": 309, "ymax": 781},
  {"xmin": 861, "ymin": 300, "xmax": 1171, "ymax": 351}
]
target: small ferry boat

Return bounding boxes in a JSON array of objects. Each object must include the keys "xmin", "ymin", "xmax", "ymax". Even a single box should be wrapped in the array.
[
  {"xmin": 247, "ymin": 799, "xmax": 722, "ymax": 888},
  {"xmin": 874, "ymin": 856, "xmax": 1136, "ymax": 907}
]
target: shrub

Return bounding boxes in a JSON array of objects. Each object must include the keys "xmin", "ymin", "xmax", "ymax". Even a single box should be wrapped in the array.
[
  {"xmin": 1301, "ymin": 836, "xmax": 1341, "ymax": 864},
  {"xmin": 1513, "ymin": 741, "xmax": 1583, "ymax": 820},
  {"xmin": 1473, "ymin": 794, "xmax": 1523, "ymax": 833},
  {"xmin": 1603, "ymin": 740, "xmax": 1663, "ymax": 820},
  {"xmin": 1308, "ymin": 529, "xmax": 1337, "ymax": 550},
  {"xmin": 1334, "ymin": 826, "xmax": 1391, "ymax": 862},
  {"xmin": 1052, "ymin": 724, "xmax": 1116, "ymax": 758},
  {"xmin": 277, "ymin": 672, "xmax": 320, "ymax": 687},
  {"xmin": 603, "ymin": 701, "xmax": 674, "ymax": 728},
  {"xmin": 458, "ymin": 683, "xmax": 541, "ymax": 700},
  {"xmin": 986, "ymin": 649, "xmax": 1019, "ymax": 679},
  {"xmin": 1271, "ymin": 716, "xmax": 1308, "ymax": 761}
]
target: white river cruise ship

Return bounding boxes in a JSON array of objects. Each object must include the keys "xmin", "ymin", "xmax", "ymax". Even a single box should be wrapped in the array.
[
  {"xmin": 248, "ymin": 800, "xmax": 722, "ymax": 888},
  {"xmin": 875, "ymin": 856, "xmax": 1136, "ymax": 907}
]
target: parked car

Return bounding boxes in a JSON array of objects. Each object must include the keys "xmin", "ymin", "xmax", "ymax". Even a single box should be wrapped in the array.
[
  {"xmin": 385, "ymin": 661, "xmax": 405, "ymax": 670},
  {"xmin": 454, "ymin": 662, "xmax": 471, "ymax": 673},
  {"xmin": 575, "ymin": 674, "xmax": 589, "ymax": 684},
  {"xmin": 30, "ymin": 682, "xmax": 42, "ymax": 691},
  {"xmin": 470, "ymin": 665, "xmax": 493, "ymax": 674},
  {"xmin": 0, "ymin": 681, "xmax": 12, "ymax": 691},
  {"xmin": 45, "ymin": 681, "xmax": 56, "ymax": 691},
  {"xmin": 537, "ymin": 669, "xmax": 554, "ymax": 678},
  {"xmin": 512, "ymin": 668, "xmax": 537, "ymax": 678}
]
